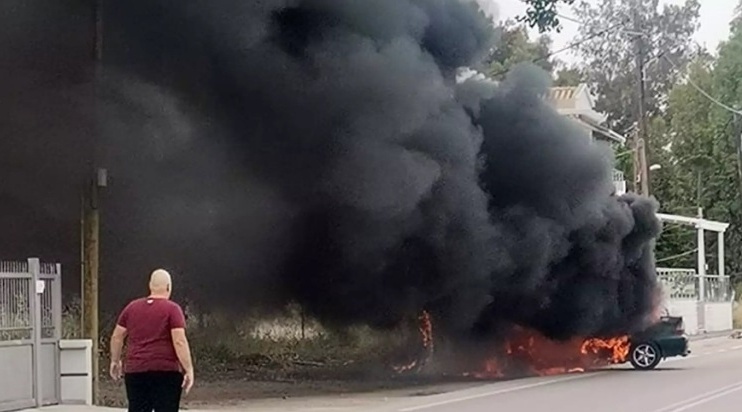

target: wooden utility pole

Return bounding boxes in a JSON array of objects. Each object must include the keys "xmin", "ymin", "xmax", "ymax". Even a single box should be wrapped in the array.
[
  {"xmin": 733, "ymin": 114, "xmax": 742, "ymax": 202},
  {"xmin": 82, "ymin": 169, "xmax": 106, "ymax": 404},
  {"xmin": 82, "ymin": 1, "xmax": 105, "ymax": 404},
  {"xmin": 94, "ymin": 0, "xmax": 103, "ymax": 61},
  {"xmin": 633, "ymin": 1, "xmax": 650, "ymax": 196}
]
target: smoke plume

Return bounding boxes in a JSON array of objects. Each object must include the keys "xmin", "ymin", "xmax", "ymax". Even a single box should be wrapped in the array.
[{"xmin": 94, "ymin": 0, "xmax": 662, "ymax": 340}]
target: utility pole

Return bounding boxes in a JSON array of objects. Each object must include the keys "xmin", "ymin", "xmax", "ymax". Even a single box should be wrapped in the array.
[
  {"xmin": 83, "ymin": 2, "xmax": 104, "ymax": 404},
  {"xmin": 82, "ymin": 169, "xmax": 106, "ymax": 405},
  {"xmin": 733, "ymin": 114, "xmax": 742, "ymax": 201},
  {"xmin": 93, "ymin": 0, "xmax": 103, "ymax": 61},
  {"xmin": 633, "ymin": 1, "xmax": 650, "ymax": 196}
]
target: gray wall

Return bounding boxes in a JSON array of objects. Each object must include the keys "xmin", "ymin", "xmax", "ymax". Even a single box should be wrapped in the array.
[{"xmin": 0, "ymin": 344, "xmax": 34, "ymax": 411}]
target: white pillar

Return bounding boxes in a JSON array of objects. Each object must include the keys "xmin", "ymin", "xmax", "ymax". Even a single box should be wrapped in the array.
[
  {"xmin": 718, "ymin": 231, "xmax": 725, "ymax": 278},
  {"xmin": 697, "ymin": 223, "xmax": 706, "ymax": 302},
  {"xmin": 28, "ymin": 257, "xmax": 43, "ymax": 407}
]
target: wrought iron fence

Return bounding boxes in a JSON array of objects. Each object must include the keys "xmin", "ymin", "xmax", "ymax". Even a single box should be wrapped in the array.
[{"xmin": 0, "ymin": 261, "xmax": 32, "ymax": 341}]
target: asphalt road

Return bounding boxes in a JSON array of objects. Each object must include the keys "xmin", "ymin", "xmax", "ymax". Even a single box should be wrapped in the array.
[
  {"xmin": 384, "ymin": 336, "xmax": 742, "ymax": 412},
  {"xmin": 35, "ymin": 336, "xmax": 742, "ymax": 412}
]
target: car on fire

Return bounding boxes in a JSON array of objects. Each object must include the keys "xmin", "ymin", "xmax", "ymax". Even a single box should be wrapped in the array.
[{"xmin": 625, "ymin": 315, "xmax": 690, "ymax": 370}]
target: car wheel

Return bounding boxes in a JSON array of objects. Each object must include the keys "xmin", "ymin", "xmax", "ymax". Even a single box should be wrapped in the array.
[{"xmin": 629, "ymin": 342, "xmax": 662, "ymax": 370}]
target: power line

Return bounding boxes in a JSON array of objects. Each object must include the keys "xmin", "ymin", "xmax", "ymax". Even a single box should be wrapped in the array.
[
  {"xmin": 556, "ymin": 13, "xmax": 582, "ymax": 25},
  {"xmin": 550, "ymin": 16, "xmax": 742, "ymax": 117},
  {"xmin": 661, "ymin": 53, "xmax": 742, "ymax": 116},
  {"xmin": 489, "ymin": 19, "xmax": 629, "ymax": 78},
  {"xmin": 656, "ymin": 248, "xmax": 698, "ymax": 263}
]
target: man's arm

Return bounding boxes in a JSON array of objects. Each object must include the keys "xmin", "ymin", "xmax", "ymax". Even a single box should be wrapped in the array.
[
  {"xmin": 109, "ymin": 305, "xmax": 129, "ymax": 381},
  {"xmin": 110, "ymin": 325, "xmax": 127, "ymax": 364},
  {"xmin": 169, "ymin": 304, "xmax": 194, "ymax": 393},
  {"xmin": 171, "ymin": 328, "xmax": 194, "ymax": 374}
]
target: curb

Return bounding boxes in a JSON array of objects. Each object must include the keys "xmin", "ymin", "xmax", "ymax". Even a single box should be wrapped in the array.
[{"xmin": 688, "ymin": 330, "xmax": 736, "ymax": 341}]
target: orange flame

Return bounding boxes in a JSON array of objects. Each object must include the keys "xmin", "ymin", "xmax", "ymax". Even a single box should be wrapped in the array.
[
  {"xmin": 580, "ymin": 335, "xmax": 630, "ymax": 364},
  {"xmin": 395, "ymin": 315, "xmax": 631, "ymax": 379},
  {"xmin": 392, "ymin": 310, "xmax": 434, "ymax": 374},
  {"xmin": 470, "ymin": 326, "xmax": 631, "ymax": 378},
  {"xmin": 419, "ymin": 311, "xmax": 434, "ymax": 355}
]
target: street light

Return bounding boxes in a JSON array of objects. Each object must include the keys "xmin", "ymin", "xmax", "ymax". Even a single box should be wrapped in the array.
[{"xmin": 649, "ymin": 164, "xmax": 662, "ymax": 171}]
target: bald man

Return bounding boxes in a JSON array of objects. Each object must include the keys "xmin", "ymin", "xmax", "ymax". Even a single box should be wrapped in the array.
[{"xmin": 109, "ymin": 269, "xmax": 194, "ymax": 412}]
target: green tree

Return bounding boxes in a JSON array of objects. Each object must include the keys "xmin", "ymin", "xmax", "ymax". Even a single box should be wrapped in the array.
[
  {"xmin": 520, "ymin": 0, "xmax": 576, "ymax": 32},
  {"xmin": 653, "ymin": 16, "xmax": 742, "ymax": 280},
  {"xmin": 571, "ymin": 0, "xmax": 701, "ymax": 133},
  {"xmin": 486, "ymin": 21, "xmax": 555, "ymax": 80},
  {"xmin": 704, "ymin": 12, "xmax": 742, "ymax": 279},
  {"xmin": 553, "ymin": 66, "xmax": 585, "ymax": 87},
  {"xmin": 651, "ymin": 59, "xmax": 715, "ymax": 268}
]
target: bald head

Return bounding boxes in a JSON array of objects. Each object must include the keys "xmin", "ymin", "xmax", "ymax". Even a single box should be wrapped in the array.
[{"xmin": 149, "ymin": 269, "xmax": 172, "ymax": 298}]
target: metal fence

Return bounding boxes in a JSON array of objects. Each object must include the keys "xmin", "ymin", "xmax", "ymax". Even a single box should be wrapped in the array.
[{"xmin": 0, "ymin": 258, "xmax": 61, "ymax": 412}]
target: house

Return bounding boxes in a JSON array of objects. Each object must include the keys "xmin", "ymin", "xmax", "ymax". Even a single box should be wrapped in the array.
[{"xmin": 546, "ymin": 83, "xmax": 627, "ymax": 195}]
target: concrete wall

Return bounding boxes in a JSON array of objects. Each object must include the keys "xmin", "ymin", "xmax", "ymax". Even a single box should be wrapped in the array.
[
  {"xmin": 59, "ymin": 339, "xmax": 92, "ymax": 406},
  {"xmin": 0, "ymin": 343, "xmax": 34, "ymax": 411},
  {"xmin": 705, "ymin": 302, "xmax": 734, "ymax": 332},
  {"xmin": 667, "ymin": 300, "xmax": 699, "ymax": 335},
  {"xmin": 665, "ymin": 299, "xmax": 733, "ymax": 334}
]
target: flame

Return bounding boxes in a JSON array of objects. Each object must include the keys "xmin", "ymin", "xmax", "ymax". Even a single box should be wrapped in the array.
[
  {"xmin": 419, "ymin": 311, "xmax": 434, "ymax": 355},
  {"xmin": 392, "ymin": 310, "xmax": 434, "ymax": 374},
  {"xmin": 580, "ymin": 335, "xmax": 631, "ymax": 364},
  {"xmin": 470, "ymin": 326, "xmax": 631, "ymax": 379},
  {"xmin": 393, "ymin": 360, "xmax": 418, "ymax": 373},
  {"xmin": 393, "ymin": 315, "xmax": 631, "ymax": 379}
]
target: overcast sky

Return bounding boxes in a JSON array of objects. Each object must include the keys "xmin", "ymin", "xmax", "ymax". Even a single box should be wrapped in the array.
[{"xmin": 492, "ymin": 0, "xmax": 738, "ymax": 65}]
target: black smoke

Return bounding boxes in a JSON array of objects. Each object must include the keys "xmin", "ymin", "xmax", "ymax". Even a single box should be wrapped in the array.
[{"xmin": 34, "ymin": 0, "xmax": 663, "ymax": 340}]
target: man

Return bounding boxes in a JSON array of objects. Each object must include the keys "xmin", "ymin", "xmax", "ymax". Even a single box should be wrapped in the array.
[{"xmin": 109, "ymin": 269, "xmax": 195, "ymax": 412}]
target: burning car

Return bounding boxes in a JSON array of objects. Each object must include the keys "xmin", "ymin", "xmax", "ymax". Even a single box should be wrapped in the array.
[{"xmin": 624, "ymin": 315, "xmax": 690, "ymax": 370}]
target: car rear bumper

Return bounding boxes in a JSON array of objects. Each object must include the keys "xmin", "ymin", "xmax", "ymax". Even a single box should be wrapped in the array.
[
  {"xmin": 656, "ymin": 335, "xmax": 690, "ymax": 358},
  {"xmin": 681, "ymin": 335, "xmax": 691, "ymax": 356}
]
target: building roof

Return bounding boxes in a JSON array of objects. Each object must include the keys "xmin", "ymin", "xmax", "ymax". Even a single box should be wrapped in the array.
[{"xmin": 546, "ymin": 83, "xmax": 626, "ymax": 144}]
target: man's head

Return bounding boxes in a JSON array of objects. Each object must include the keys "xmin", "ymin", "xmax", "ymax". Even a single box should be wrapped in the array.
[{"xmin": 149, "ymin": 269, "xmax": 172, "ymax": 298}]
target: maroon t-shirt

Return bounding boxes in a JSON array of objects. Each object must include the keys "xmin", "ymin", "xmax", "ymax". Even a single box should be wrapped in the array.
[{"xmin": 116, "ymin": 297, "xmax": 186, "ymax": 373}]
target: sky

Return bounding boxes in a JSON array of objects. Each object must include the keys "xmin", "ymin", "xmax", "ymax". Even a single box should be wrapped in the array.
[{"xmin": 493, "ymin": 0, "xmax": 738, "ymax": 65}]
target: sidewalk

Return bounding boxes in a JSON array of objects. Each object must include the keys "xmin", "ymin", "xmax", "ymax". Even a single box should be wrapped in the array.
[{"xmin": 689, "ymin": 329, "xmax": 737, "ymax": 341}]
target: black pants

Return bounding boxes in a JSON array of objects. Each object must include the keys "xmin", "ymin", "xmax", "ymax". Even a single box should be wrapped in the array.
[{"xmin": 124, "ymin": 371, "xmax": 183, "ymax": 412}]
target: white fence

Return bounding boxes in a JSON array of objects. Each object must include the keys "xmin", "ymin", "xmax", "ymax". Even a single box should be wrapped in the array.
[
  {"xmin": 657, "ymin": 267, "xmax": 734, "ymax": 334},
  {"xmin": 0, "ymin": 259, "xmax": 62, "ymax": 412}
]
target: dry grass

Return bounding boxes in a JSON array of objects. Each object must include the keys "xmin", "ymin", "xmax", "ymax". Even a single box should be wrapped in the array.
[
  {"xmin": 733, "ymin": 301, "xmax": 742, "ymax": 329},
  {"xmin": 58, "ymin": 301, "xmax": 422, "ymax": 406}
]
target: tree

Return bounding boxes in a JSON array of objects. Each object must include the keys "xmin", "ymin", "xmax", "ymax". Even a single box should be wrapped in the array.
[
  {"xmin": 705, "ymin": 13, "xmax": 742, "ymax": 280},
  {"xmin": 520, "ymin": 0, "xmax": 576, "ymax": 32},
  {"xmin": 553, "ymin": 66, "xmax": 585, "ymax": 87},
  {"xmin": 651, "ymin": 59, "xmax": 716, "ymax": 269},
  {"xmin": 571, "ymin": 0, "xmax": 701, "ymax": 134},
  {"xmin": 652, "ymin": 18, "xmax": 742, "ymax": 281},
  {"xmin": 486, "ymin": 21, "xmax": 555, "ymax": 80}
]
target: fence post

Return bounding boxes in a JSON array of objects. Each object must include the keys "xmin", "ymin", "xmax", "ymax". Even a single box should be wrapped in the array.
[
  {"xmin": 28, "ymin": 258, "xmax": 43, "ymax": 407},
  {"xmin": 54, "ymin": 263, "xmax": 63, "ymax": 402}
]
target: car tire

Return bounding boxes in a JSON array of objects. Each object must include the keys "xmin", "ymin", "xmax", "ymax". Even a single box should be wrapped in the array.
[{"xmin": 629, "ymin": 342, "xmax": 662, "ymax": 370}]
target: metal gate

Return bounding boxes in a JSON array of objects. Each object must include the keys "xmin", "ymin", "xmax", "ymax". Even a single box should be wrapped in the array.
[{"xmin": 0, "ymin": 258, "xmax": 62, "ymax": 412}]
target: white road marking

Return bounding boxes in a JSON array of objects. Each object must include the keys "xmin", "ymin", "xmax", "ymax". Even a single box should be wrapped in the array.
[
  {"xmin": 397, "ymin": 373, "xmax": 604, "ymax": 411},
  {"xmin": 399, "ymin": 340, "xmax": 741, "ymax": 411},
  {"xmin": 663, "ymin": 383, "xmax": 742, "ymax": 412},
  {"xmin": 648, "ymin": 381, "xmax": 742, "ymax": 412}
]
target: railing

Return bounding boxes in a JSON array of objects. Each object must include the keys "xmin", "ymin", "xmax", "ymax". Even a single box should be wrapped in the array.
[
  {"xmin": 612, "ymin": 169, "xmax": 626, "ymax": 195},
  {"xmin": 656, "ymin": 267, "xmax": 733, "ymax": 302},
  {"xmin": 657, "ymin": 268, "xmax": 697, "ymax": 300}
]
